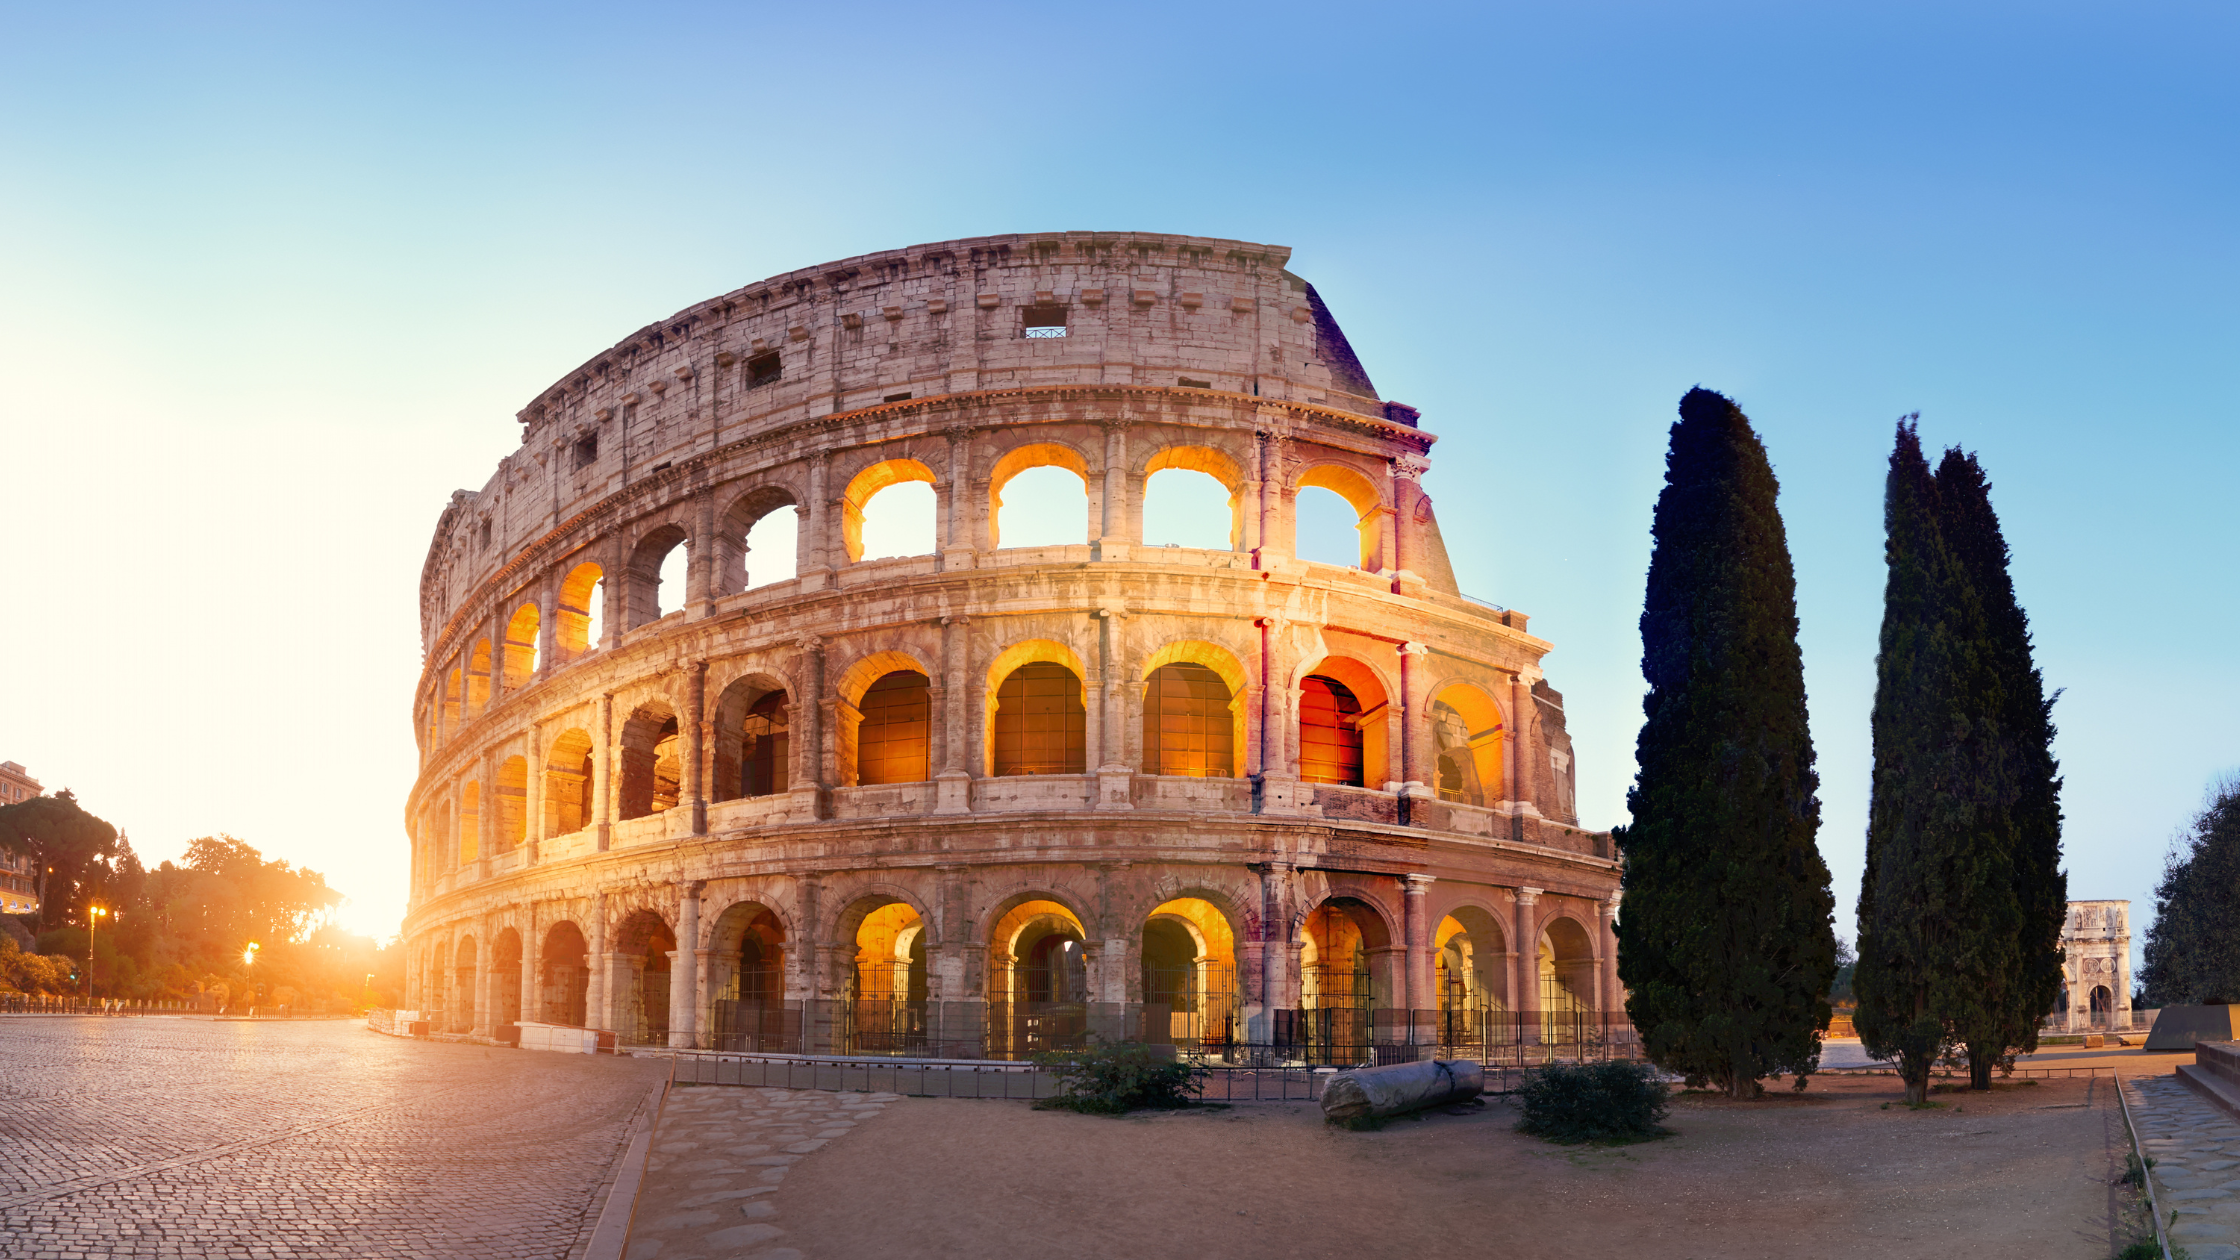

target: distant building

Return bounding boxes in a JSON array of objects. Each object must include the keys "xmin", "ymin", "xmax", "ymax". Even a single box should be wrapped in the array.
[
  {"xmin": 2054, "ymin": 900, "xmax": 2132, "ymax": 1032},
  {"xmin": 0, "ymin": 761, "xmax": 41, "ymax": 916}
]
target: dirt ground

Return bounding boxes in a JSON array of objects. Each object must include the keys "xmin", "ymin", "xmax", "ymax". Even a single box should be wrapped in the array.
[{"xmin": 777, "ymin": 1073, "xmax": 2136, "ymax": 1260}]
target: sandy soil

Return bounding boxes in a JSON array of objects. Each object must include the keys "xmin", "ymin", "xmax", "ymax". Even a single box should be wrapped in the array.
[{"xmin": 777, "ymin": 1073, "xmax": 2135, "ymax": 1260}]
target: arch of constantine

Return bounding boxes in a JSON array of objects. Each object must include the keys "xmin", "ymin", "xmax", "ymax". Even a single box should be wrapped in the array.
[{"xmin": 400, "ymin": 231, "xmax": 1620, "ymax": 1061}]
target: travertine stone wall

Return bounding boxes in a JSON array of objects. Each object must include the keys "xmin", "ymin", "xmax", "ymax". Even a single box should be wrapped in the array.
[{"xmin": 400, "ymin": 232, "xmax": 1618, "ymax": 1048}]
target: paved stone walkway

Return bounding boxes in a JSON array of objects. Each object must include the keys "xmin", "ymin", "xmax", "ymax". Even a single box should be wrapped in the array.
[
  {"xmin": 622, "ymin": 1086, "xmax": 898, "ymax": 1260},
  {"xmin": 0, "ymin": 1015, "xmax": 665, "ymax": 1259},
  {"xmin": 2126, "ymin": 1074, "xmax": 2240, "ymax": 1260}
]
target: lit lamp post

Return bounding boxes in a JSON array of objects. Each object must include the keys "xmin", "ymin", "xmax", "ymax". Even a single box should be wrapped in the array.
[
  {"xmin": 243, "ymin": 942, "xmax": 259, "ymax": 1016},
  {"xmin": 85, "ymin": 905, "xmax": 107, "ymax": 1001}
]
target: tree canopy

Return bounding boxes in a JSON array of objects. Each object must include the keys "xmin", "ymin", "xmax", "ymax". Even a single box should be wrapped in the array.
[{"xmin": 2140, "ymin": 779, "xmax": 2240, "ymax": 1007}]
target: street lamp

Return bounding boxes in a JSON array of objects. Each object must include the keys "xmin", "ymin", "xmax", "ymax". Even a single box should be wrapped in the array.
[{"xmin": 85, "ymin": 906, "xmax": 107, "ymax": 1001}]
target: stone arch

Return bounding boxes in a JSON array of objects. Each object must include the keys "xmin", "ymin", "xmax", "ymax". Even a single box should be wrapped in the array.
[
  {"xmin": 718, "ymin": 484, "xmax": 801, "ymax": 594},
  {"xmin": 612, "ymin": 908, "xmax": 677, "ymax": 1046},
  {"xmin": 1142, "ymin": 444, "xmax": 1248, "ymax": 551},
  {"xmin": 1139, "ymin": 641, "xmax": 1249, "ymax": 779},
  {"xmin": 706, "ymin": 898, "xmax": 790, "ymax": 1050},
  {"xmin": 494, "ymin": 755, "xmax": 528, "ymax": 852},
  {"xmin": 490, "ymin": 927, "xmax": 523, "ymax": 1028},
  {"xmin": 983, "ymin": 638, "xmax": 1090, "ymax": 778},
  {"xmin": 1435, "ymin": 904, "xmax": 1509, "ymax": 1012},
  {"xmin": 841, "ymin": 458, "xmax": 937, "ymax": 562},
  {"xmin": 542, "ymin": 728, "xmax": 594, "ymax": 836},
  {"xmin": 711, "ymin": 673, "xmax": 791, "ymax": 802},
  {"xmin": 1428, "ymin": 680, "xmax": 1506, "ymax": 807},
  {"xmin": 555, "ymin": 559, "xmax": 604, "ymax": 658},
  {"xmin": 835, "ymin": 652, "xmax": 931, "ymax": 788},
  {"xmin": 986, "ymin": 892, "xmax": 1090, "ymax": 1054},
  {"xmin": 1539, "ymin": 911, "xmax": 1599, "ymax": 1016},
  {"xmin": 617, "ymin": 699, "xmax": 680, "ymax": 820},
  {"xmin": 1297, "ymin": 655, "xmax": 1392, "ymax": 788},
  {"xmin": 451, "ymin": 933, "xmax": 478, "ymax": 1033},
  {"xmin": 1298, "ymin": 894, "xmax": 1395, "ymax": 1061},
  {"xmin": 502, "ymin": 602, "xmax": 540, "ymax": 686},
  {"xmin": 1295, "ymin": 461, "xmax": 1387, "ymax": 570},
  {"xmin": 988, "ymin": 440, "xmax": 1093, "ymax": 549},
  {"xmin": 539, "ymin": 919, "xmax": 589, "ymax": 1026},
  {"xmin": 625, "ymin": 521, "xmax": 691, "ymax": 629},
  {"xmin": 1139, "ymin": 895, "xmax": 1240, "ymax": 1047}
]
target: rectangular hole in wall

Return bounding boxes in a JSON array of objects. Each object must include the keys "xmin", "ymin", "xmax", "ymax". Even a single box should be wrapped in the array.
[
  {"xmin": 572, "ymin": 435, "xmax": 599, "ymax": 468},
  {"xmin": 883, "ymin": 392, "xmax": 912, "ymax": 403},
  {"xmin": 1022, "ymin": 303, "xmax": 1068, "ymax": 338},
  {"xmin": 746, "ymin": 352, "xmax": 782, "ymax": 387},
  {"xmin": 1178, "ymin": 378, "xmax": 1211, "ymax": 390}
]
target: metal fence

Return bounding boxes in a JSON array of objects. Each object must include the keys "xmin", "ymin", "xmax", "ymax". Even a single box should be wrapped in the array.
[{"xmin": 0, "ymin": 996, "xmax": 202, "ymax": 1016}]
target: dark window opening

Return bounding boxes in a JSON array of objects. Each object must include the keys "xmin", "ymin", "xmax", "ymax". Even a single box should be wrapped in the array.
[
  {"xmin": 1178, "ymin": 377, "xmax": 1211, "ymax": 389},
  {"xmin": 857, "ymin": 671, "xmax": 931, "ymax": 785},
  {"xmin": 477, "ymin": 519, "xmax": 492, "ymax": 550},
  {"xmin": 746, "ymin": 352, "xmax": 782, "ymax": 387},
  {"xmin": 572, "ymin": 435, "xmax": 598, "ymax": 468},
  {"xmin": 742, "ymin": 691, "xmax": 790, "ymax": 798},
  {"xmin": 651, "ymin": 461, "xmax": 671, "ymax": 473},
  {"xmin": 883, "ymin": 392, "xmax": 913, "ymax": 403},
  {"xmin": 992, "ymin": 662, "xmax": 1087, "ymax": 776},
  {"xmin": 1022, "ymin": 304, "xmax": 1069, "ymax": 339},
  {"xmin": 1300, "ymin": 675, "xmax": 1365, "ymax": 787}
]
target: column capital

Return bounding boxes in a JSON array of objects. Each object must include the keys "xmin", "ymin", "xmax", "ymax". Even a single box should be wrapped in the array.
[
  {"xmin": 1600, "ymin": 892, "xmax": 1621, "ymax": 917},
  {"xmin": 1403, "ymin": 873, "xmax": 1435, "ymax": 892},
  {"xmin": 1515, "ymin": 886, "xmax": 1543, "ymax": 907}
]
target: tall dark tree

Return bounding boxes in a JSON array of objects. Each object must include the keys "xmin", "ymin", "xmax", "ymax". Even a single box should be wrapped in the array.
[
  {"xmin": 0, "ymin": 790, "xmax": 118, "ymax": 931},
  {"xmin": 1935, "ymin": 448, "xmax": 2066, "ymax": 1087},
  {"xmin": 1615, "ymin": 387, "xmax": 1837, "ymax": 1099},
  {"xmin": 2140, "ymin": 779, "xmax": 2240, "ymax": 1006},
  {"xmin": 1855, "ymin": 420, "xmax": 2016, "ymax": 1102}
]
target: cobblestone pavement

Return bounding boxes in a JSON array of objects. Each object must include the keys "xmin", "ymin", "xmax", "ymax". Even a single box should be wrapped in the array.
[
  {"xmin": 0, "ymin": 1016, "xmax": 666, "ymax": 1260},
  {"xmin": 622, "ymin": 1086, "xmax": 898, "ymax": 1260},
  {"xmin": 2126, "ymin": 1074, "xmax": 2240, "ymax": 1260}
]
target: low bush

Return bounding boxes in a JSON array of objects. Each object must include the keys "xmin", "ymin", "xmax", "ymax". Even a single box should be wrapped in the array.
[
  {"xmin": 1515, "ymin": 1059, "xmax": 1671, "ymax": 1144},
  {"xmin": 1033, "ymin": 1041, "xmax": 1206, "ymax": 1115}
]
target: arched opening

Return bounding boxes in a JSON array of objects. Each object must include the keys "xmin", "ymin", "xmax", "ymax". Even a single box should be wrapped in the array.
[
  {"xmin": 1436, "ymin": 907, "xmax": 1508, "ymax": 1052},
  {"xmin": 745, "ymin": 507, "xmax": 799, "ymax": 587},
  {"xmin": 1141, "ymin": 897, "xmax": 1237, "ymax": 1050},
  {"xmin": 556, "ymin": 561, "xmax": 605, "ymax": 659},
  {"xmin": 988, "ymin": 898, "xmax": 1089, "ymax": 1057},
  {"xmin": 614, "ymin": 910, "xmax": 676, "ymax": 1046},
  {"xmin": 503, "ymin": 603, "xmax": 540, "ymax": 686},
  {"xmin": 490, "ymin": 928, "xmax": 522, "ymax": 1028},
  {"xmin": 627, "ymin": 524, "xmax": 690, "ymax": 628},
  {"xmin": 617, "ymin": 701, "xmax": 680, "ymax": 820},
  {"xmin": 1300, "ymin": 897, "xmax": 1392, "ymax": 1064},
  {"xmin": 1429, "ymin": 684, "xmax": 1504, "ymax": 806},
  {"xmin": 539, "ymin": 921, "xmax": 588, "ymax": 1026},
  {"xmin": 543, "ymin": 729, "xmax": 594, "ymax": 836},
  {"xmin": 1141, "ymin": 662, "xmax": 1235, "ymax": 778},
  {"xmin": 1540, "ymin": 916, "xmax": 1599, "ymax": 1043},
  {"xmin": 442, "ymin": 666, "xmax": 464, "ymax": 737},
  {"xmin": 495, "ymin": 755, "xmax": 528, "ymax": 853},
  {"xmin": 1295, "ymin": 464, "xmax": 1384, "ymax": 570},
  {"xmin": 854, "ymin": 671, "xmax": 930, "ymax": 786},
  {"xmin": 1300, "ymin": 677, "xmax": 1365, "ymax": 787},
  {"xmin": 1143, "ymin": 445, "xmax": 1245, "ymax": 550},
  {"xmin": 451, "ymin": 935, "xmax": 477, "ymax": 1034},
  {"xmin": 989, "ymin": 444, "xmax": 1091, "ymax": 549},
  {"xmin": 842, "ymin": 459, "xmax": 938, "ymax": 562},
  {"xmin": 457, "ymin": 781, "xmax": 481, "ymax": 863},
  {"xmin": 848, "ymin": 899, "xmax": 928, "ymax": 1055},
  {"xmin": 712, "ymin": 677, "xmax": 789, "ymax": 802},
  {"xmin": 992, "ymin": 662, "xmax": 1087, "ymax": 776},
  {"xmin": 708, "ymin": 901, "xmax": 789, "ymax": 1052},
  {"xmin": 2090, "ymin": 985, "xmax": 2113, "ymax": 1030},
  {"xmin": 467, "ymin": 639, "xmax": 493, "ymax": 714}
]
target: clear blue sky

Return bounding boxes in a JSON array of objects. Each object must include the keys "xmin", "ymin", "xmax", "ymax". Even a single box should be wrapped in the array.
[{"xmin": 2, "ymin": 2, "xmax": 2232, "ymax": 959}]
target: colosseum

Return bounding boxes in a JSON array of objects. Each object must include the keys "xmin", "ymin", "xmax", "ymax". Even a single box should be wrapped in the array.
[{"xmin": 401, "ymin": 231, "xmax": 1621, "ymax": 1063}]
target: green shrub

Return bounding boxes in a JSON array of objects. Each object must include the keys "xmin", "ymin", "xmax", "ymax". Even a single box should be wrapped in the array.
[
  {"xmin": 1033, "ymin": 1041, "xmax": 1206, "ymax": 1115},
  {"xmin": 1516, "ymin": 1060, "xmax": 1672, "ymax": 1144}
]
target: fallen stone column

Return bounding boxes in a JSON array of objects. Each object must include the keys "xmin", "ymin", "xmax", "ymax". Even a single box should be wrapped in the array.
[{"xmin": 1320, "ymin": 1058, "xmax": 1484, "ymax": 1124}]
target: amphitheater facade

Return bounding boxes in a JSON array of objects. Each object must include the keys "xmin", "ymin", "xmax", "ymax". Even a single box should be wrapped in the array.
[{"xmin": 401, "ymin": 231, "xmax": 1621, "ymax": 1060}]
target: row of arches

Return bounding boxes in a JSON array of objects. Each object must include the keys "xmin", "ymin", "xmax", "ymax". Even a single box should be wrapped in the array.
[
  {"xmin": 415, "ymin": 886, "xmax": 1606, "ymax": 1057},
  {"xmin": 425, "ymin": 426, "xmax": 1432, "ymax": 752}
]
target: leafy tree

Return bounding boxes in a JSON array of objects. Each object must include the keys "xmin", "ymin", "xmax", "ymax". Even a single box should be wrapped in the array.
[
  {"xmin": 0, "ymin": 790, "xmax": 119, "ymax": 930},
  {"xmin": 1935, "ymin": 448, "xmax": 2066, "ymax": 1086},
  {"xmin": 1615, "ymin": 387, "xmax": 1838, "ymax": 1099},
  {"xmin": 2139, "ymin": 779, "xmax": 2240, "ymax": 1006}
]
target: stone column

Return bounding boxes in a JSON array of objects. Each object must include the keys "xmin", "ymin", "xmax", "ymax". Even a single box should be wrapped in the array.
[
  {"xmin": 671, "ymin": 881, "xmax": 702, "ymax": 1048},
  {"xmin": 1515, "ymin": 887, "xmax": 1542, "ymax": 1045},
  {"xmin": 1403, "ymin": 874, "xmax": 1434, "ymax": 1017},
  {"xmin": 1397, "ymin": 642, "xmax": 1430, "ymax": 822},
  {"xmin": 1255, "ymin": 861, "xmax": 1293, "ymax": 1045},
  {"xmin": 522, "ymin": 904, "xmax": 539, "ymax": 1026},
  {"xmin": 806, "ymin": 453, "xmax": 835, "ymax": 587},
  {"xmin": 593, "ymin": 691, "xmax": 614, "ymax": 851},
  {"xmin": 600, "ymin": 540, "xmax": 623, "ymax": 650},
  {"xmin": 941, "ymin": 427, "xmax": 976, "ymax": 572},
  {"xmin": 1095, "ymin": 607, "xmax": 1131, "ymax": 809},
  {"xmin": 1254, "ymin": 617, "xmax": 1305, "ymax": 815},
  {"xmin": 1599, "ymin": 895, "xmax": 1623, "ymax": 1020},
  {"xmin": 587, "ymin": 895, "xmax": 608, "ymax": 1031},
  {"xmin": 524, "ymin": 724, "xmax": 544, "ymax": 864},
  {"xmin": 685, "ymin": 660, "xmax": 708, "ymax": 835},
  {"xmin": 931, "ymin": 865, "xmax": 968, "ymax": 1002},
  {"xmin": 474, "ymin": 914, "xmax": 495, "ymax": 1038},
  {"xmin": 1506, "ymin": 673, "xmax": 1532, "ymax": 842},
  {"xmin": 790, "ymin": 637, "xmax": 826, "ymax": 820},
  {"xmin": 483, "ymin": 614, "xmax": 504, "ymax": 712},
  {"xmin": 935, "ymin": 616, "xmax": 971, "ymax": 813},
  {"xmin": 535, "ymin": 578, "xmax": 557, "ymax": 681},
  {"xmin": 692, "ymin": 487, "xmax": 718, "ymax": 618},
  {"xmin": 1391, "ymin": 455, "xmax": 1430, "ymax": 595},
  {"xmin": 1241, "ymin": 431, "xmax": 1265, "ymax": 558},
  {"xmin": 1096, "ymin": 421, "xmax": 1130, "ymax": 561},
  {"xmin": 479, "ymin": 749, "xmax": 499, "ymax": 875}
]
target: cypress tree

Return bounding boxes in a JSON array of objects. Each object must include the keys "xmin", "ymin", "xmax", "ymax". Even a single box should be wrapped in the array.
[
  {"xmin": 2139, "ymin": 780, "xmax": 2240, "ymax": 1007},
  {"xmin": 1935, "ymin": 449, "xmax": 2066, "ymax": 1088},
  {"xmin": 1614, "ymin": 387, "xmax": 1837, "ymax": 1099},
  {"xmin": 1854, "ymin": 420, "xmax": 2012, "ymax": 1103}
]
